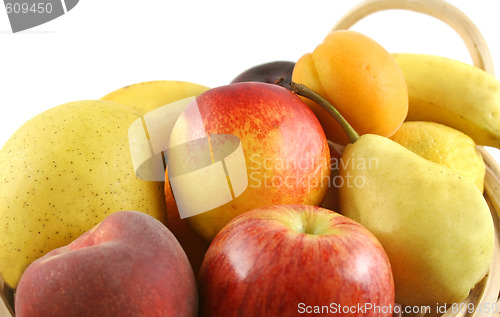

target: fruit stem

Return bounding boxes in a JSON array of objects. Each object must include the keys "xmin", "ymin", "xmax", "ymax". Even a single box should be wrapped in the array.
[{"xmin": 290, "ymin": 81, "xmax": 359, "ymax": 143}]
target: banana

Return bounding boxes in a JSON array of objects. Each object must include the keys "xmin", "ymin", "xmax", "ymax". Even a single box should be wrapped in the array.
[
  {"xmin": 100, "ymin": 80, "xmax": 210, "ymax": 115},
  {"xmin": 392, "ymin": 53, "xmax": 500, "ymax": 149}
]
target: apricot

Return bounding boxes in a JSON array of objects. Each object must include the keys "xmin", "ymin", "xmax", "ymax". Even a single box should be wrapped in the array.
[{"xmin": 292, "ymin": 30, "xmax": 408, "ymax": 145}]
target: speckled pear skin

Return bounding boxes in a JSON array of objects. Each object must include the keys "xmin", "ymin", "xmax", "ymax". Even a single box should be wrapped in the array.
[{"xmin": 0, "ymin": 100, "xmax": 167, "ymax": 288}]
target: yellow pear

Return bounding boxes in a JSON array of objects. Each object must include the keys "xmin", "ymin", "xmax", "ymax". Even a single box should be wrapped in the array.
[
  {"xmin": 339, "ymin": 134, "xmax": 494, "ymax": 306},
  {"xmin": 0, "ymin": 100, "xmax": 167, "ymax": 288}
]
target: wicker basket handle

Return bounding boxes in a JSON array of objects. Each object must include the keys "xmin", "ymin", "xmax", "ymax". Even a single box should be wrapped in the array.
[{"xmin": 330, "ymin": 0, "xmax": 495, "ymax": 76}]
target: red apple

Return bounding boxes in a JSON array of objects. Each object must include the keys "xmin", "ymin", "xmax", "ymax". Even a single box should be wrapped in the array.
[
  {"xmin": 168, "ymin": 82, "xmax": 331, "ymax": 241},
  {"xmin": 15, "ymin": 210, "xmax": 198, "ymax": 317},
  {"xmin": 198, "ymin": 204, "xmax": 395, "ymax": 317}
]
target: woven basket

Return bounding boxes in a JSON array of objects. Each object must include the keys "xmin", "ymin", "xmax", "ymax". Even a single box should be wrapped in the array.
[{"xmin": 332, "ymin": 0, "xmax": 500, "ymax": 316}]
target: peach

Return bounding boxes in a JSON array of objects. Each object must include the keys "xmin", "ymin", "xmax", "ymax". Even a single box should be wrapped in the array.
[
  {"xmin": 168, "ymin": 82, "xmax": 331, "ymax": 241},
  {"xmin": 15, "ymin": 210, "xmax": 198, "ymax": 317}
]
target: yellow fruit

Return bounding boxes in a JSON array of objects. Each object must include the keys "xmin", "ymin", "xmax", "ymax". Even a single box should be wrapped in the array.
[
  {"xmin": 393, "ymin": 53, "xmax": 500, "ymax": 148},
  {"xmin": 0, "ymin": 100, "xmax": 167, "ymax": 288},
  {"xmin": 100, "ymin": 80, "xmax": 209, "ymax": 115},
  {"xmin": 340, "ymin": 134, "xmax": 493, "ymax": 306},
  {"xmin": 391, "ymin": 121, "xmax": 485, "ymax": 192}
]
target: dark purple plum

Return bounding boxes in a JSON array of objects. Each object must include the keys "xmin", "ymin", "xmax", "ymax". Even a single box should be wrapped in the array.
[{"xmin": 230, "ymin": 61, "xmax": 295, "ymax": 89}]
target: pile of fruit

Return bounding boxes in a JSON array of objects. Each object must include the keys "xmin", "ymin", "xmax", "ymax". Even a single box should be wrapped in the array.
[{"xmin": 1, "ymin": 16, "xmax": 500, "ymax": 317}]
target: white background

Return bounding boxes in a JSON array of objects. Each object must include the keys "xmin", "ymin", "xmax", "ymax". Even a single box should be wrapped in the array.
[{"xmin": 0, "ymin": 0, "xmax": 499, "ymax": 160}]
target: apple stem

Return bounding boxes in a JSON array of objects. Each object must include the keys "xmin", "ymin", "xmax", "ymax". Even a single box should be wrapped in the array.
[{"xmin": 290, "ymin": 81, "xmax": 359, "ymax": 143}]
